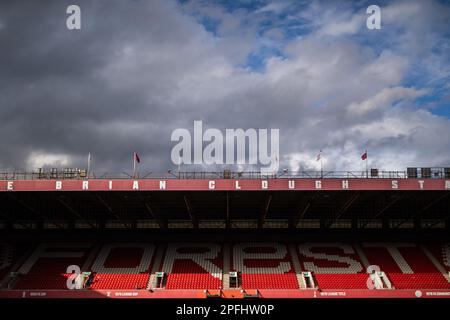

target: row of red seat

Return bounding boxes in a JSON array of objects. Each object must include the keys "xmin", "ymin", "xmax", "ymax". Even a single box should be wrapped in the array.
[{"xmin": 1, "ymin": 242, "xmax": 449, "ymax": 290}]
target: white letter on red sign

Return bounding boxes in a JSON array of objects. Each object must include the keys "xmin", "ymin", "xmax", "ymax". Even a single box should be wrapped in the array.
[
  {"xmin": 56, "ymin": 181, "xmax": 62, "ymax": 190},
  {"xmin": 418, "ymin": 180, "xmax": 424, "ymax": 189},
  {"xmin": 315, "ymin": 181, "xmax": 322, "ymax": 189},
  {"xmin": 7, "ymin": 181, "xmax": 13, "ymax": 191},
  {"xmin": 391, "ymin": 180, "xmax": 398, "ymax": 189},
  {"xmin": 209, "ymin": 181, "xmax": 215, "ymax": 189},
  {"xmin": 342, "ymin": 180, "xmax": 349, "ymax": 189}
]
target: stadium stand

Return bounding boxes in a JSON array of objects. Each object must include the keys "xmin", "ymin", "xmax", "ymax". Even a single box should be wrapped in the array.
[
  {"xmin": 427, "ymin": 244, "xmax": 450, "ymax": 272},
  {"xmin": 162, "ymin": 243, "xmax": 223, "ymax": 289},
  {"xmin": 232, "ymin": 243, "xmax": 299, "ymax": 289},
  {"xmin": 89, "ymin": 244, "xmax": 155, "ymax": 289},
  {"xmin": 361, "ymin": 243, "xmax": 450, "ymax": 289},
  {"xmin": 1, "ymin": 242, "xmax": 449, "ymax": 292},
  {"xmin": 13, "ymin": 243, "xmax": 92, "ymax": 290},
  {"xmin": 0, "ymin": 243, "xmax": 30, "ymax": 289},
  {"xmin": 297, "ymin": 243, "xmax": 367, "ymax": 289}
]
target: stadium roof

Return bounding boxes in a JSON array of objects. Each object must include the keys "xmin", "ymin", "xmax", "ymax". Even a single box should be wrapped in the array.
[{"xmin": 0, "ymin": 169, "xmax": 449, "ymax": 230}]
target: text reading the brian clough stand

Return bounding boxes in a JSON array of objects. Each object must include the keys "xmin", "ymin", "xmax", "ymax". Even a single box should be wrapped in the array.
[{"xmin": 2, "ymin": 179, "xmax": 450, "ymax": 191}]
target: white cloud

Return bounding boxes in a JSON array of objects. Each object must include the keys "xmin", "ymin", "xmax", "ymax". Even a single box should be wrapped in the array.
[
  {"xmin": 257, "ymin": 1, "xmax": 291, "ymax": 14},
  {"xmin": 347, "ymin": 87, "xmax": 429, "ymax": 116},
  {"xmin": 317, "ymin": 13, "xmax": 365, "ymax": 37},
  {"xmin": 26, "ymin": 152, "xmax": 71, "ymax": 168}
]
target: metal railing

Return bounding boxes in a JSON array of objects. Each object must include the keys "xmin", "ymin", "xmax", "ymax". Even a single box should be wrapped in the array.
[{"xmin": 0, "ymin": 167, "xmax": 449, "ymax": 180}]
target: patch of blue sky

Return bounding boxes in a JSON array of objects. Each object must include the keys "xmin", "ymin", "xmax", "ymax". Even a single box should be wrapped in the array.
[
  {"xmin": 258, "ymin": 15, "xmax": 313, "ymax": 40},
  {"xmin": 242, "ymin": 45, "xmax": 285, "ymax": 72},
  {"xmin": 220, "ymin": 0, "xmax": 271, "ymax": 12},
  {"xmin": 402, "ymin": 67, "xmax": 450, "ymax": 118},
  {"xmin": 414, "ymin": 94, "xmax": 450, "ymax": 118},
  {"xmin": 199, "ymin": 16, "xmax": 221, "ymax": 36},
  {"xmin": 347, "ymin": 26, "xmax": 398, "ymax": 59},
  {"xmin": 184, "ymin": 0, "xmax": 269, "ymax": 13},
  {"xmin": 432, "ymin": 104, "xmax": 450, "ymax": 119}
]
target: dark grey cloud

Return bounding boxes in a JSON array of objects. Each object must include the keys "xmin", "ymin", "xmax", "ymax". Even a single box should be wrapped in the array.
[{"xmin": 0, "ymin": 0, "xmax": 198, "ymax": 172}]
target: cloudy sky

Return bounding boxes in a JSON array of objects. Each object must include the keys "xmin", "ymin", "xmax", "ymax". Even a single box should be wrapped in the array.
[{"xmin": 1, "ymin": 0, "xmax": 449, "ymax": 174}]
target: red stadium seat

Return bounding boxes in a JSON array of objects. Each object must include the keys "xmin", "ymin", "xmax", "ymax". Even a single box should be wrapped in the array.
[
  {"xmin": 89, "ymin": 245, "xmax": 154, "ymax": 290},
  {"xmin": 361, "ymin": 243, "xmax": 450, "ymax": 289},
  {"xmin": 162, "ymin": 243, "xmax": 223, "ymax": 290},
  {"xmin": 3, "ymin": 242, "xmax": 450, "ymax": 291},
  {"xmin": 233, "ymin": 243, "xmax": 299, "ymax": 289},
  {"xmin": 14, "ymin": 244, "xmax": 91, "ymax": 290}
]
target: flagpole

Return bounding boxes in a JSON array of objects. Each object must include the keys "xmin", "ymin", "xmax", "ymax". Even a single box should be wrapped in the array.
[
  {"xmin": 178, "ymin": 155, "xmax": 181, "ymax": 178},
  {"xmin": 320, "ymin": 156, "xmax": 323, "ymax": 178},
  {"xmin": 133, "ymin": 152, "xmax": 136, "ymax": 178},
  {"xmin": 365, "ymin": 149, "xmax": 368, "ymax": 178},
  {"xmin": 319, "ymin": 150, "xmax": 323, "ymax": 178},
  {"xmin": 87, "ymin": 152, "xmax": 91, "ymax": 178}
]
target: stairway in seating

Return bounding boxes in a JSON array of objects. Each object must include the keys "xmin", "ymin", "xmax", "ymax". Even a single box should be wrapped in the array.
[
  {"xmin": 354, "ymin": 244, "xmax": 371, "ymax": 269},
  {"xmin": 1, "ymin": 244, "xmax": 36, "ymax": 289},
  {"xmin": 289, "ymin": 244, "xmax": 306, "ymax": 289},
  {"xmin": 222, "ymin": 244, "xmax": 230, "ymax": 289},
  {"xmin": 147, "ymin": 244, "xmax": 166, "ymax": 290},
  {"xmin": 420, "ymin": 245, "xmax": 450, "ymax": 283}
]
